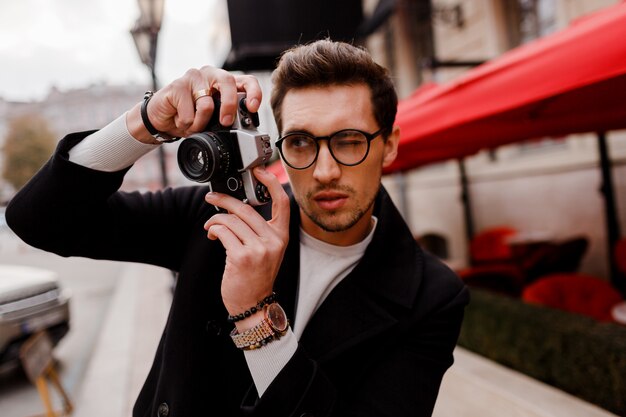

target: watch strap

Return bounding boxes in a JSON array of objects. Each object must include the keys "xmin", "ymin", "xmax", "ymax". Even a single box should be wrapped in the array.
[
  {"xmin": 230, "ymin": 303, "xmax": 289, "ymax": 350},
  {"xmin": 231, "ymin": 319, "xmax": 278, "ymax": 350}
]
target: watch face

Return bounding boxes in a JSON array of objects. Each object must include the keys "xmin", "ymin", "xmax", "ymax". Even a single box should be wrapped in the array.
[{"xmin": 267, "ymin": 303, "xmax": 288, "ymax": 332}]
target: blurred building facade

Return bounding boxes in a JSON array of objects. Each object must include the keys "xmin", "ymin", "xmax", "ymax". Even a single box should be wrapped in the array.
[
  {"xmin": 366, "ymin": 0, "xmax": 625, "ymax": 278},
  {"xmin": 0, "ymin": 83, "xmax": 196, "ymax": 200}
]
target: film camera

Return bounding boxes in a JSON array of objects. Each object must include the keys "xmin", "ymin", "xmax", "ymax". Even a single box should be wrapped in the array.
[{"xmin": 177, "ymin": 93, "xmax": 274, "ymax": 206}]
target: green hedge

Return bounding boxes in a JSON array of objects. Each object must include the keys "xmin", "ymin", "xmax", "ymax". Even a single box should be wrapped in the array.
[{"xmin": 458, "ymin": 289, "xmax": 626, "ymax": 415}]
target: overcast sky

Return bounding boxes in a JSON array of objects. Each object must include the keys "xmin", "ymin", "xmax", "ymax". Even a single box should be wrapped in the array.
[{"xmin": 0, "ymin": 0, "xmax": 229, "ymax": 102}]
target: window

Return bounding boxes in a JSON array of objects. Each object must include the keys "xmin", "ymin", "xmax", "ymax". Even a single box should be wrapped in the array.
[{"xmin": 503, "ymin": 0, "xmax": 557, "ymax": 47}]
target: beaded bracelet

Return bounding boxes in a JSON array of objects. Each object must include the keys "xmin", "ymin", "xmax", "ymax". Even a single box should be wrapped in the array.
[{"xmin": 227, "ymin": 292, "xmax": 277, "ymax": 323}]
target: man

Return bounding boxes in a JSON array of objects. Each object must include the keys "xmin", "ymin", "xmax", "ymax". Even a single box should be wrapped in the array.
[{"xmin": 7, "ymin": 40, "xmax": 468, "ymax": 416}]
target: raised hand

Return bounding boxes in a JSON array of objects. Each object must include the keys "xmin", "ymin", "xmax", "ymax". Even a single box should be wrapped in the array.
[
  {"xmin": 126, "ymin": 66, "xmax": 262, "ymax": 144},
  {"xmin": 203, "ymin": 166, "xmax": 290, "ymax": 329}
]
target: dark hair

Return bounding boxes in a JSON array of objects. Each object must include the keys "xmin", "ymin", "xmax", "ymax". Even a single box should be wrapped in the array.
[{"xmin": 270, "ymin": 39, "xmax": 397, "ymax": 139}]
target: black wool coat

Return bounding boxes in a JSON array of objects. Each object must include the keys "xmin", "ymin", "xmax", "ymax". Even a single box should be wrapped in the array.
[{"xmin": 6, "ymin": 132, "xmax": 469, "ymax": 417}]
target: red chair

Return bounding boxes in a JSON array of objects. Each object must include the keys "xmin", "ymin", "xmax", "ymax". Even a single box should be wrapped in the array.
[
  {"xmin": 521, "ymin": 236, "xmax": 589, "ymax": 284},
  {"xmin": 522, "ymin": 273, "xmax": 624, "ymax": 322},
  {"xmin": 469, "ymin": 226, "xmax": 517, "ymax": 265},
  {"xmin": 458, "ymin": 263, "xmax": 525, "ymax": 296},
  {"xmin": 457, "ymin": 227, "xmax": 520, "ymax": 296}
]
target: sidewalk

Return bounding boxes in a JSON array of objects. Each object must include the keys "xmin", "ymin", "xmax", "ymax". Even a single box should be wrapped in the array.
[
  {"xmin": 433, "ymin": 348, "xmax": 618, "ymax": 417},
  {"xmin": 72, "ymin": 263, "xmax": 171, "ymax": 417},
  {"xmin": 71, "ymin": 263, "xmax": 619, "ymax": 417}
]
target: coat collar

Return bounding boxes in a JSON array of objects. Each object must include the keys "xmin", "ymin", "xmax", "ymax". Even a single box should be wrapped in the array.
[{"xmin": 271, "ymin": 185, "xmax": 424, "ymax": 361}]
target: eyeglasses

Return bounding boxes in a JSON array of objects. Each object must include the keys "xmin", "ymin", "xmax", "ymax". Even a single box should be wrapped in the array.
[{"xmin": 275, "ymin": 128, "xmax": 384, "ymax": 170}]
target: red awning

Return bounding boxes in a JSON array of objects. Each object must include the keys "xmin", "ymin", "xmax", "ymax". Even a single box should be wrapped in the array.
[{"xmin": 387, "ymin": 0, "xmax": 626, "ymax": 173}]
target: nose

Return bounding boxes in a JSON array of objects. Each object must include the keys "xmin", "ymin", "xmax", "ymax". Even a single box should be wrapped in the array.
[{"xmin": 312, "ymin": 142, "xmax": 341, "ymax": 184}]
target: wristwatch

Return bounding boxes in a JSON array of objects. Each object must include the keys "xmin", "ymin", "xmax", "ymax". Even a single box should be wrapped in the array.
[{"xmin": 230, "ymin": 303, "xmax": 289, "ymax": 350}]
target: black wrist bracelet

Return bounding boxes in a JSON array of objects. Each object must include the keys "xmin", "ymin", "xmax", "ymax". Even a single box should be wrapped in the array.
[
  {"xmin": 141, "ymin": 91, "xmax": 160, "ymax": 135},
  {"xmin": 227, "ymin": 292, "xmax": 277, "ymax": 323},
  {"xmin": 141, "ymin": 91, "xmax": 179, "ymax": 143}
]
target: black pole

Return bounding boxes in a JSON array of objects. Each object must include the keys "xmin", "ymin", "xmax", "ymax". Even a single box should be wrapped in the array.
[
  {"xmin": 149, "ymin": 30, "xmax": 169, "ymax": 189},
  {"xmin": 458, "ymin": 159, "xmax": 475, "ymax": 245},
  {"xmin": 597, "ymin": 132, "xmax": 624, "ymax": 295}
]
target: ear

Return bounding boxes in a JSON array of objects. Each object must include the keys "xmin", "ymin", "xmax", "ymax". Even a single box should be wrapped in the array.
[{"xmin": 382, "ymin": 125, "xmax": 400, "ymax": 168}]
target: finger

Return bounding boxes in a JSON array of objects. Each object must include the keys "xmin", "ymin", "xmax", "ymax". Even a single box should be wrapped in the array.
[
  {"xmin": 174, "ymin": 68, "xmax": 207, "ymax": 133},
  {"xmin": 235, "ymin": 74, "xmax": 262, "ymax": 113},
  {"xmin": 207, "ymin": 224, "xmax": 244, "ymax": 252},
  {"xmin": 252, "ymin": 167, "xmax": 290, "ymax": 231},
  {"xmin": 205, "ymin": 192, "xmax": 273, "ymax": 237},
  {"xmin": 205, "ymin": 71, "xmax": 238, "ymax": 126},
  {"xmin": 189, "ymin": 95, "xmax": 215, "ymax": 133},
  {"xmin": 204, "ymin": 213, "xmax": 259, "ymax": 245}
]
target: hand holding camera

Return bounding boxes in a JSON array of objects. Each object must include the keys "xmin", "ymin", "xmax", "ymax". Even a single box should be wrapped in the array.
[
  {"xmin": 178, "ymin": 92, "xmax": 273, "ymax": 206},
  {"xmin": 126, "ymin": 65, "xmax": 271, "ymax": 206},
  {"xmin": 126, "ymin": 67, "xmax": 262, "ymax": 145}
]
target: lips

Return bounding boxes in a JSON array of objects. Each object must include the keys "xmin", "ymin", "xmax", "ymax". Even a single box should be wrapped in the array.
[{"xmin": 313, "ymin": 191, "xmax": 349, "ymax": 211}]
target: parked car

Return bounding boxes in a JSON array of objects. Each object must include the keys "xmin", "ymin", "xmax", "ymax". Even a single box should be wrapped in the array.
[{"xmin": 0, "ymin": 265, "xmax": 70, "ymax": 371}]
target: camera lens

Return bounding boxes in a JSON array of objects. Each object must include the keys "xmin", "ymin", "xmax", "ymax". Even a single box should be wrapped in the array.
[{"xmin": 177, "ymin": 133, "xmax": 230, "ymax": 182}]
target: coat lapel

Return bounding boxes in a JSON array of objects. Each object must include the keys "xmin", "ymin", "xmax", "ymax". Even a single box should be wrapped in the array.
[
  {"xmin": 271, "ymin": 194, "xmax": 303, "ymax": 322},
  {"xmin": 299, "ymin": 275, "xmax": 398, "ymax": 362},
  {"xmin": 273, "ymin": 186, "xmax": 425, "ymax": 363}
]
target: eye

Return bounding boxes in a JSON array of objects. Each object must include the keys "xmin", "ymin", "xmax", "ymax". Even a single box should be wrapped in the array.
[
  {"xmin": 332, "ymin": 131, "xmax": 367, "ymax": 148},
  {"xmin": 284, "ymin": 134, "xmax": 315, "ymax": 151}
]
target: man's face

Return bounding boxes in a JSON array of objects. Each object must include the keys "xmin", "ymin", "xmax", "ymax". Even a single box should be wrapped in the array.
[{"xmin": 280, "ymin": 84, "xmax": 399, "ymax": 246}]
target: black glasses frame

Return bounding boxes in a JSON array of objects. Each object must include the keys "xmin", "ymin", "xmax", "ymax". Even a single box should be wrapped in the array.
[{"xmin": 275, "ymin": 128, "xmax": 384, "ymax": 170}]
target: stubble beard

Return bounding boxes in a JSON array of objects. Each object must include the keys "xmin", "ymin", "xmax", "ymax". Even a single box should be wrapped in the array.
[{"xmin": 298, "ymin": 185, "xmax": 377, "ymax": 233}]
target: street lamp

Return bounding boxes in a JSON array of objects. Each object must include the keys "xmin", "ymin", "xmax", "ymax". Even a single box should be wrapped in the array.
[{"xmin": 131, "ymin": 0, "xmax": 168, "ymax": 188}]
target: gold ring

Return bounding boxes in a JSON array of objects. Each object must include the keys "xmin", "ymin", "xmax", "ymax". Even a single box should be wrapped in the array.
[{"xmin": 193, "ymin": 88, "xmax": 211, "ymax": 102}]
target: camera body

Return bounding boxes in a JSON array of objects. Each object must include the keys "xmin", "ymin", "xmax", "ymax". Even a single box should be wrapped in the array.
[{"xmin": 177, "ymin": 93, "xmax": 273, "ymax": 206}]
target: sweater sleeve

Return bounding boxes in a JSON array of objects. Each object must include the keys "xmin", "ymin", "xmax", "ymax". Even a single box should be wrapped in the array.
[
  {"xmin": 68, "ymin": 113, "xmax": 159, "ymax": 171},
  {"xmin": 243, "ymin": 328, "xmax": 298, "ymax": 397}
]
